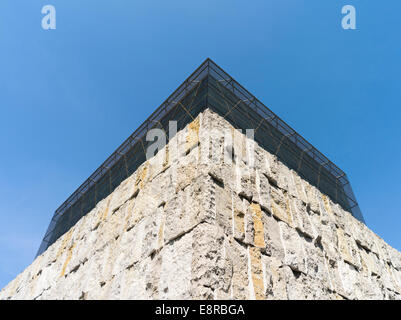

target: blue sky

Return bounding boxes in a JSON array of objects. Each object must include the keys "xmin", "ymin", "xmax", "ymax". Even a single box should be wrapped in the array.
[{"xmin": 0, "ymin": 0, "xmax": 400, "ymax": 289}]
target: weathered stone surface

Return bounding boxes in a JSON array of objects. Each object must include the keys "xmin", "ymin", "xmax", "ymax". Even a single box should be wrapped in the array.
[
  {"xmin": 261, "ymin": 211, "xmax": 285, "ymax": 259},
  {"xmin": 229, "ymin": 239, "xmax": 249, "ymax": 300},
  {"xmin": 270, "ymin": 186, "xmax": 294, "ymax": 227},
  {"xmin": 1, "ymin": 108, "xmax": 400, "ymax": 300},
  {"xmin": 262, "ymin": 255, "xmax": 288, "ymax": 299},
  {"xmin": 279, "ymin": 221, "xmax": 307, "ymax": 275},
  {"xmin": 291, "ymin": 197, "xmax": 316, "ymax": 239}
]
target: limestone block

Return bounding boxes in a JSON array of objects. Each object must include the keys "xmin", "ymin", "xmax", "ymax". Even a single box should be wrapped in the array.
[
  {"xmin": 175, "ymin": 160, "xmax": 198, "ymax": 192},
  {"xmin": 309, "ymin": 211, "xmax": 340, "ymax": 263},
  {"xmin": 302, "ymin": 236, "xmax": 333, "ymax": 291},
  {"xmin": 253, "ymin": 145, "xmax": 267, "ymax": 174},
  {"xmin": 142, "ymin": 206, "xmax": 165, "ymax": 258},
  {"xmin": 279, "ymin": 221, "xmax": 307, "ymax": 274},
  {"xmin": 200, "ymin": 108, "xmax": 228, "ymax": 132},
  {"xmin": 290, "ymin": 197, "xmax": 316, "ymax": 239},
  {"xmin": 208, "ymin": 162, "xmax": 234, "ymax": 190},
  {"xmin": 276, "ymin": 162, "xmax": 290, "ymax": 192},
  {"xmin": 356, "ymin": 275, "xmax": 386, "ymax": 300},
  {"xmin": 76, "ymin": 226, "xmax": 99, "ymax": 264},
  {"xmin": 391, "ymin": 268, "xmax": 401, "ymax": 293},
  {"xmin": 254, "ymin": 170, "xmax": 271, "ymax": 212},
  {"xmin": 108, "ymin": 173, "xmax": 136, "ymax": 214},
  {"xmin": 243, "ymin": 204, "xmax": 255, "ymax": 246},
  {"xmin": 191, "ymin": 223, "xmax": 225, "ymax": 299},
  {"xmin": 88, "ymin": 197, "xmax": 111, "ymax": 232},
  {"xmin": 134, "ymin": 161, "xmax": 150, "ymax": 190},
  {"xmin": 323, "ymin": 258, "xmax": 346, "ymax": 297},
  {"xmin": 119, "ymin": 257, "xmax": 151, "ymax": 299},
  {"xmin": 373, "ymin": 259, "xmax": 397, "ymax": 293},
  {"xmin": 232, "ymin": 194, "xmax": 246, "ymax": 242},
  {"xmin": 57, "ymin": 265, "xmax": 86, "ymax": 300},
  {"xmin": 106, "ymin": 202, "xmax": 130, "ymax": 240},
  {"xmin": 158, "ymin": 229, "xmax": 193, "ymax": 299},
  {"xmin": 384, "ymin": 263, "xmax": 401, "ymax": 293},
  {"xmin": 164, "ymin": 175, "xmax": 210, "ymax": 243},
  {"xmin": 201, "ymin": 122, "xmax": 227, "ymax": 167},
  {"xmin": 384, "ymin": 289, "xmax": 401, "ymax": 300},
  {"xmin": 303, "ymin": 182, "xmax": 320, "ymax": 213},
  {"xmin": 336, "ymin": 227, "xmax": 362, "ymax": 270},
  {"xmin": 229, "ymin": 239, "xmax": 249, "ymax": 300},
  {"xmin": 124, "ymin": 191, "xmax": 155, "ymax": 233},
  {"xmin": 270, "ymin": 186, "xmax": 294, "ymax": 227},
  {"xmin": 261, "ymin": 211, "xmax": 285, "ymax": 260},
  {"xmin": 100, "ymin": 272, "xmax": 123, "ymax": 300},
  {"xmin": 248, "ymin": 246, "xmax": 265, "ymax": 300},
  {"xmin": 319, "ymin": 194, "xmax": 337, "ymax": 226},
  {"xmin": 248, "ymin": 203, "xmax": 266, "ymax": 249},
  {"xmin": 329, "ymin": 202, "xmax": 349, "ymax": 232},
  {"xmin": 186, "ymin": 116, "xmax": 200, "ymax": 152},
  {"xmin": 111, "ymin": 217, "xmax": 147, "ymax": 276},
  {"xmin": 213, "ymin": 237, "xmax": 234, "ymax": 300},
  {"xmin": 260, "ymin": 151, "xmax": 279, "ymax": 187},
  {"xmin": 291, "ymin": 171, "xmax": 308, "ymax": 204},
  {"xmin": 147, "ymin": 142, "xmax": 169, "ymax": 180},
  {"xmin": 286, "ymin": 170, "xmax": 299, "ymax": 199},
  {"xmin": 387, "ymin": 246, "xmax": 401, "ymax": 271},
  {"xmin": 283, "ymin": 266, "xmax": 331, "ymax": 300},
  {"xmin": 70, "ymin": 256, "xmax": 104, "ymax": 299},
  {"xmin": 22, "ymin": 255, "xmax": 46, "ymax": 289},
  {"xmin": 359, "ymin": 248, "xmax": 380, "ymax": 276},
  {"xmin": 231, "ymin": 126, "xmax": 247, "ymax": 168},
  {"xmin": 261, "ymin": 255, "xmax": 288, "ymax": 299},
  {"xmin": 86, "ymin": 215, "xmax": 116, "ymax": 254},
  {"xmin": 338, "ymin": 259, "xmax": 387, "ymax": 300},
  {"xmin": 91, "ymin": 239, "xmax": 118, "ymax": 284},
  {"xmin": 337, "ymin": 260, "xmax": 360, "ymax": 299},
  {"xmin": 347, "ymin": 219, "xmax": 372, "ymax": 254},
  {"xmin": 237, "ymin": 165, "xmax": 257, "ymax": 202},
  {"xmin": 214, "ymin": 182, "xmax": 234, "ymax": 238},
  {"xmin": 375, "ymin": 236, "xmax": 393, "ymax": 264},
  {"xmin": 38, "ymin": 271, "xmax": 68, "ymax": 300},
  {"xmin": 31, "ymin": 262, "xmax": 59, "ymax": 299},
  {"xmin": 146, "ymin": 167, "xmax": 175, "ymax": 207}
]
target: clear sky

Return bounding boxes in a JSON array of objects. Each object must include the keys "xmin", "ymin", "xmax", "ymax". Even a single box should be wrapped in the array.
[{"xmin": 0, "ymin": 0, "xmax": 400, "ymax": 289}]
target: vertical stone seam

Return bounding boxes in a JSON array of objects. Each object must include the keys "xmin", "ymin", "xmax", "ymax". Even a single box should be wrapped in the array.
[{"xmin": 247, "ymin": 246, "xmax": 256, "ymax": 300}]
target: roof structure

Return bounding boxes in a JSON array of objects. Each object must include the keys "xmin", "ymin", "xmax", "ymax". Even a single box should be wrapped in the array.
[{"xmin": 36, "ymin": 58, "xmax": 364, "ymax": 257}]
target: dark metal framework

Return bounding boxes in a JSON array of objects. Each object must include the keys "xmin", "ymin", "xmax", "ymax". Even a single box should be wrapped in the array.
[{"xmin": 36, "ymin": 58, "xmax": 364, "ymax": 257}]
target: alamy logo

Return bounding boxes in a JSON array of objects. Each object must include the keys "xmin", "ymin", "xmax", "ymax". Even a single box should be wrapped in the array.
[
  {"xmin": 41, "ymin": 5, "xmax": 56, "ymax": 30},
  {"xmin": 342, "ymin": 5, "xmax": 356, "ymax": 30},
  {"xmin": 145, "ymin": 120, "xmax": 255, "ymax": 169},
  {"xmin": 39, "ymin": 6, "xmax": 357, "ymax": 32}
]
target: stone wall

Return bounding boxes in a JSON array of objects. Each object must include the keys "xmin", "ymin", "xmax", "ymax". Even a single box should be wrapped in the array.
[{"xmin": 1, "ymin": 109, "xmax": 401, "ymax": 300}]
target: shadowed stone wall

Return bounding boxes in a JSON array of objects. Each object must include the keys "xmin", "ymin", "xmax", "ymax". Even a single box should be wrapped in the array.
[{"xmin": 1, "ymin": 109, "xmax": 401, "ymax": 300}]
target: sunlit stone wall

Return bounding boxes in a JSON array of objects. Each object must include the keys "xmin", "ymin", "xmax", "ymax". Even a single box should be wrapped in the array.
[{"xmin": 1, "ymin": 109, "xmax": 401, "ymax": 300}]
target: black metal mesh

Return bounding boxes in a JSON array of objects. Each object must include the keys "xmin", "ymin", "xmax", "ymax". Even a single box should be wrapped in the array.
[{"xmin": 36, "ymin": 59, "xmax": 364, "ymax": 257}]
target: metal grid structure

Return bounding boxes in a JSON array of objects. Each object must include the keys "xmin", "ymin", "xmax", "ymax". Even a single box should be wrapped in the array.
[{"xmin": 36, "ymin": 58, "xmax": 364, "ymax": 257}]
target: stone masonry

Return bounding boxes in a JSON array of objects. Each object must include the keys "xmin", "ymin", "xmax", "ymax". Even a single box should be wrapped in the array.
[{"xmin": 1, "ymin": 109, "xmax": 401, "ymax": 300}]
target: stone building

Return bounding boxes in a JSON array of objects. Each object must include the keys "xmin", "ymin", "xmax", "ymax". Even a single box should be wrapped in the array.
[{"xmin": 1, "ymin": 59, "xmax": 400, "ymax": 300}]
